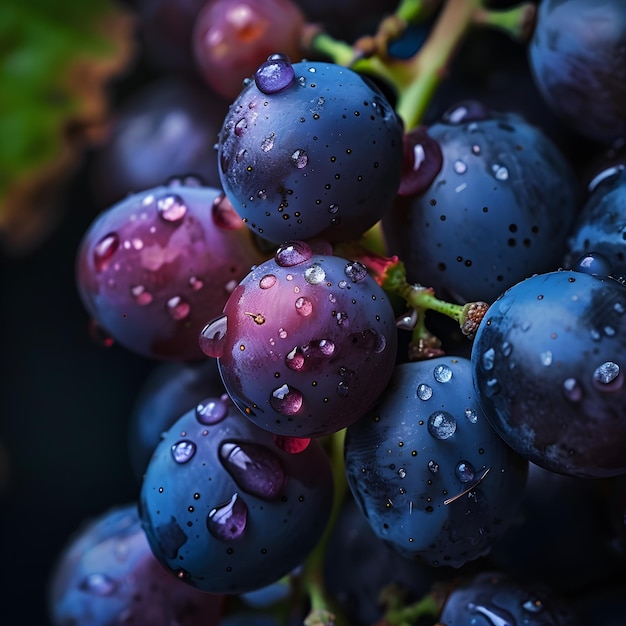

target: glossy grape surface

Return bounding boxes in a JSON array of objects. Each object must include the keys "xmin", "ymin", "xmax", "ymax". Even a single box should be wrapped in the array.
[
  {"xmin": 76, "ymin": 183, "xmax": 264, "ymax": 360},
  {"xmin": 139, "ymin": 397, "xmax": 334, "ymax": 593},
  {"xmin": 472, "ymin": 269, "xmax": 626, "ymax": 478},
  {"xmin": 201, "ymin": 241, "xmax": 398, "ymax": 438},
  {"xmin": 217, "ymin": 59, "xmax": 404, "ymax": 244},
  {"xmin": 344, "ymin": 356, "xmax": 528, "ymax": 568}
]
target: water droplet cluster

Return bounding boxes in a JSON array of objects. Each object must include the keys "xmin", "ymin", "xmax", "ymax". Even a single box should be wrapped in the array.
[
  {"xmin": 200, "ymin": 242, "xmax": 398, "ymax": 438},
  {"xmin": 139, "ymin": 397, "xmax": 334, "ymax": 594},
  {"xmin": 345, "ymin": 357, "xmax": 528, "ymax": 567},
  {"xmin": 76, "ymin": 184, "xmax": 264, "ymax": 360}
]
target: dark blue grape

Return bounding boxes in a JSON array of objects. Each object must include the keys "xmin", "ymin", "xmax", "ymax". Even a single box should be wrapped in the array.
[
  {"xmin": 344, "ymin": 356, "xmax": 528, "ymax": 568},
  {"xmin": 472, "ymin": 269, "xmax": 626, "ymax": 478},
  {"xmin": 217, "ymin": 59, "xmax": 404, "ymax": 244},
  {"xmin": 528, "ymin": 0, "xmax": 626, "ymax": 145},
  {"xmin": 48, "ymin": 504, "xmax": 224, "ymax": 626},
  {"xmin": 382, "ymin": 104, "xmax": 580, "ymax": 304},
  {"xmin": 127, "ymin": 359, "xmax": 225, "ymax": 481},
  {"xmin": 139, "ymin": 396, "xmax": 334, "ymax": 594},
  {"xmin": 199, "ymin": 241, "xmax": 398, "ymax": 438},
  {"xmin": 439, "ymin": 571, "xmax": 582, "ymax": 626},
  {"xmin": 323, "ymin": 496, "xmax": 439, "ymax": 625},
  {"xmin": 563, "ymin": 166, "xmax": 626, "ymax": 276}
]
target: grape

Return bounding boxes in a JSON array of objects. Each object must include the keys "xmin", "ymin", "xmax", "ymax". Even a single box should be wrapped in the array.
[
  {"xmin": 89, "ymin": 77, "xmax": 229, "ymax": 208},
  {"xmin": 383, "ymin": 101, "xmax": 581, "ymax": 304},
  {"xmin": 563, "ymin": 165, "xmax": 626, "ymax": 277},
  {"xmin": 528, "ymin": 0, "xmax": 626, "ymax": 145},
  {"xmin": 199, "ymin": 240, "xmax": 398, "ymax": 438},
  {"xmin": 217, "ymin": 57, "xmax": 404, "ymax": 244},
  {"xmin": 438, "ymin": 571, "xmax": 582, "ymax": 626},
  {"xmin": 472, "ymin": 269, "xmax": 626, "ymax": 478},
  {"xmin": 139, "ymin": 395, "xmax": 334, "ymax": 594},
  {"xmin": 193, "ymin": 0, "xmax": 306, "ymax": 100},
  {"xmin": 127, "ymin": 359, "xmax": 225, "ymax": 481},
  {"xmin": 344, "ymin": 356, "xmax": 528, "ymax": 568},
  {"xmin": 76, "ymin": 183, "xmax": 264, "ymax": 360},
  {"xmin": 48, "ymin": 504, "xmax": 224, "ymax": 626}
]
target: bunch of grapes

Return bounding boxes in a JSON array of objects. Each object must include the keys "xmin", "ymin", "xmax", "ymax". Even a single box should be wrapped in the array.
[{"xmin": 6, "ymin": 0, "xmax": 626, "ymax": 624}]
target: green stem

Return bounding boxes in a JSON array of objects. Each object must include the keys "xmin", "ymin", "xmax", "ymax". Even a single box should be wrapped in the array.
[
  {"xmin": 302, "ymin": 428, "xmax": 350, "ymax": 626},
  {"xmin": 382, "ymin": 591, "xmax": 442, "ymax": 625},
  {"xmin": 472, "ymin": 2, "xmax": 537, "ymax": 42}
]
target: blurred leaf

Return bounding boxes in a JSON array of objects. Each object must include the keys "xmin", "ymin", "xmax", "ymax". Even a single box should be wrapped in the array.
[{"xmin": 0, "ymin": 0, "xmax": 135, "ymax": 256}]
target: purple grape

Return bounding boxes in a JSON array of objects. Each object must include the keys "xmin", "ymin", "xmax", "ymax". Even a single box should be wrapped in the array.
[
  {"xmin": 472, "ymin": 269, "xmax": 626, "ymax": 478},
  {"xmin": 217, "ymin": 58, "xmax": 404, "ymax": 244},
  {"xmin": 199, "ymin": 240, "xmax": 398, "ymax": 438},
  {"xmin": 48, "ymin": 504, "xmax": 224, "ymax": 626},
  {"xmin": 76, "ymin": 183, "xmax": 264, "ymax": 360},
  {"xmin": 344, "ymin": 356, "xmax": 528, "ymax": 568},
  {"xmin": 89, "ymin": 78, "xmax": 229, "ymax": 208},
  {"xmin": 139, "ymin": 395, "xmax": 334, "ymax": 594}
]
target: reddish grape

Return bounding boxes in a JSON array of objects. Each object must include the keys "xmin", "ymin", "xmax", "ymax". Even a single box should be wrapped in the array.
[
  {"xmin": 76, "ymin": 184, "xmax": 265, "ymax": 360},
  {"xmin": 200, "ymin": 241, "xmax": 398, "ymax": 438},
  {"xmin": 192, "ymin": 0, "xmax": 305, "ymax": 100}
]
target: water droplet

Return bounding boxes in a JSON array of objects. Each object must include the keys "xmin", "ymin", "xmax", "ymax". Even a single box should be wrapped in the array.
[
  {"xmin": 306, "ymin": 339, "xmax": 335, "ymax": 357},
  {"xmin": 278, "ymin": 327, "xmax": 288, "ymax": 339},
  {"xmin": 207, "ymin": 493, "xmax": 248, "ymax": 541},
  {"xmin": 275, "ymin": 241, "xmax": 313, "ymax": 267},
  {"xmin": 453, "ymin": 159, "xmax": 467, "ymax": 174},
  {"xmin": 212, "ymin": 193, "xmax": 243, "ymax": 229},
  {"xmin": 166, "ymin": 295, "xmax": 190, "ymax": 320},
  {"xmin": 337, "ymin": 381, "xmax": 349, "ymax": 397},
  {"xmin": 199, "ymin": 315, "xmax": 228, "ymax": 358},
  {"xmin": 455, "ymin": 461, "xmax": 476, "ymax": 483},
  {"xmin": 442, "ymin": 101, "xmax": 490, "ymax": 124},
  {"xmin": 171, "ymin": 440, "xmax": 196, "ymax": 463},
  {"xmin": 344, "ymin": 261, "xmax": 368, "ymax": 282},
  {"xmin": 433, "ymin": 364, "xmax": 452, "ymax": 383},
  {"xmin": 471, "ymin": 144, "xmax": 481, "ymax": 155},
  {"xmin": 260, "ymin": 132, "xmax": 275, "ymax": 152},
  {"xmin": 273, "ymin": 434, "xmax": 311, "ymax": 453},
  {"xmin": 481, "ymin": 348, "xmax": 495, "ymax": 371},
  {"xmin": 79, "ymin": 573, "xmax": 117, "ymax": 596},
  {"xmin": 540, "ymin": 350, "xmax": 553, "ymax": 366},
  {"xmin": 270, "ymin": 384, "xmax": 303, "ymax": 415},
  {"xmin": 258, "ymin": 274, "xmax": 276, "ymax": 289},
  {"xmin": 295, "ymin": 296, "xmax": 313, "ymax": 316},
  {"xmin": 130, "ymin": 285, "xmax": 153, "ymax": 306},
  {"xmin": 522, "ymin": 599, "xmax": 544, "ymax": 614},
  {"xmin": 220, "ymin": 441, "xmax": 285, "ymax": 499},
  {"xmin": 428, "ymin": 460, "xmax": 439, "ymax": 473},
  {"xmin": 492, "ymin": 164, "xmax": 509, "ymax": 180},
  {"xmin": 427, "ymin": 411, "xmax": 457, "ymax": 439},
  {"xmin": 196, "ymin": 398, "xmax": 228, "ymax": 424},
  {"xmin": 338, "ymin": 280, "xmax": 348, "ymax": 289},
  {"xmin": 328, "ymin": 203, "xmax": 339, "ymax": 214},
  {"xmin": 562, "ymin": 377, "xmax": 583, "ymax": 402},
  {"xmin": 284, "ymin": 347, "xmax": 305, "ymax": 372},
  {"xmin": 465, "ymin": 408, "xmax": 478, "ymax": 423},
  {"xmin": 484, "ymin": 378, "xmax": 500, "ymax": 396},
  {"xmin": 304, "ymin": 264, "xmax": 325, "ymax": 284},
  {"xmin": 417, "ymin": 383, "xmax": 433, "ymax": 400},
  {"xmin": 234, "ymin": 118, "xmax": 248, "ymax": 136},
  {"xmin": 188, "ymin": 276, "xmax": 203, "ymax": 291},
  {"xmin": 604, "ymin": 325, "xmax": 616, "ymax": 337},
  {"xmin": 254, "ymin": 54, "xmax": 296, "ymax": 94},
  {"xmin": 334, "ymin": 311, "xmax": 348, "ymax": 326},
  {"xmin": 157, "ymin": 194, "xmax": 187, "ymax": 222},
  {"xmin": 614, "ymin": 302, "xmax": 625, "ymax": 315},
  {"xmin": 397, "ymin": 468, "xmax": 407, "ymax": 479},
  {"xmin": 593, "ymin": 361, "xmax": 623, "ymax": 391},
  {"xmin": 291, "ymin": 149, "xmax": 308, "ymax": 169},
  {"xmin": 501, "ymin": 341, "xmax": 512, "ymax": 357},
  {"xmin": 93, "ymin": 233, "xmax": 119, "ymax": 272}
]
